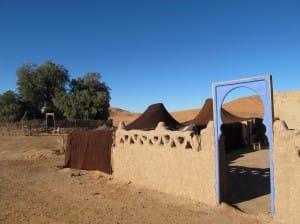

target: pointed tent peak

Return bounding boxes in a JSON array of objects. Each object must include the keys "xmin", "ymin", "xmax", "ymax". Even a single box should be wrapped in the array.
[
  {"xmin": 126, "ymin": 102, "xmax": 181, "ymax": 131},
  {"xmin": 191, "ymin": 98, "xmax": 214, "ymax": 127},
  {"xmin": 189, "ymin": 98, "xmax": 259, "ymax": 128},
  {"xmin": 146, "ymin": 103, "xmax": 168, "ymax": 113},
  {"xmin": 145, "ymin": 102, "xmax": 163, "ymax": 108},
  {"xmin": 204, "ymin": 98, "xmax": 213, "ymax": 104},
  {"xmin": 149, "ymin": 102, "xmax": 164, "ymax": 107}
]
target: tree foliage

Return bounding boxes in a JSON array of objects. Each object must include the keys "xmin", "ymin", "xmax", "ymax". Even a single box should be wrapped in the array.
[
  {"xmin": 17, "ymin": 61, "xmax": 69, "ymax": 117},
  {"xmin": 0, "ymin": 90, "xmax": 23, "ymax": 122},
  {"xmin": 53, "ymin": 72, "xmax": 110, "ymax": 120},
  {"xmin": 0, "ymin": 61, "xmax": 113, "ymax": 123}
]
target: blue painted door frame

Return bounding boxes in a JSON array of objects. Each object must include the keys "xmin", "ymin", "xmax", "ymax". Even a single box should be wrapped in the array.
[{"xmin": 212, "ymin": 75, "xmax": 275, "ymax": 216}]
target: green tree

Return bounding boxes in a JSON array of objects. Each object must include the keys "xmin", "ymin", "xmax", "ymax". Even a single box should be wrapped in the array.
[
  {"xmin": 17, "ymin": 61, "xmax": 69, "ymax": 117},
  {"xmin": 53, "ymin": 72, "xmax": 110, "ymax": 120},
  {"xmin": 0, "ymin": 90, "xmax": 23, "ymax": 122}
]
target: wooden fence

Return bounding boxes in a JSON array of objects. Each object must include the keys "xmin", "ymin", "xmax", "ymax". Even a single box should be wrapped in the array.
[{"xmin": 0, "ymin": 119, "xmax": 113, "ymax": 135}]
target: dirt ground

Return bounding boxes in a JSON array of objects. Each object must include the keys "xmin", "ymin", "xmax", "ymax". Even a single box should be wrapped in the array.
[
  {"xmin": 0, "ymin": 134, "xmax": 272, "ymax": 224},
  {"xmin": 226, "ymin": 148, "xmax": 271, "ymax": 215}
]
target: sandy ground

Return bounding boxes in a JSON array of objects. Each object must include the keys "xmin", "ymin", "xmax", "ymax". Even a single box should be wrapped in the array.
[
  {"xmin": 226, "ymin": 148, "xmax": 271, "ymax": 215},
  {"xmin": 0, "ymin": 134, "xmax": 269, "ymax": 224}
]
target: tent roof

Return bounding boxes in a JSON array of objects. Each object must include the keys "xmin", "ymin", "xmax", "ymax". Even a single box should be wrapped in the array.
[
  {"xmin": 126, "ymin": 99, "xmax": 258, "ymax": 131},
  {"xmin": 126, "ymin": 103, "xmax": 181, "ymax": 130},
  {"xmin": 190, "ymin": 98, "xmax": 214, "ymax": 126},
  {"xmin": 190, "ymin": 98, "xmax": 257, "ymax": 126}
]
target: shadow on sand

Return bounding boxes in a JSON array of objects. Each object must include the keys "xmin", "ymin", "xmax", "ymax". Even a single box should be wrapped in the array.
[
  {"xmin": 225, "ymin": 148, "xmax": 270, "ymax": 204},
  {"xmin": 227, "ymin": 165, "xmax": 270, "ymax": 204}
]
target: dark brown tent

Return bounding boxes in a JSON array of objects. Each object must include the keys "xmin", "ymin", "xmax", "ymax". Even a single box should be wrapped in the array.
[
  {"xmin": 126, "ymin": 103, "xmax": 181, "ymax": 130},
  {"xmin": 221, "ymin": 108, "xmax": 254, "ymax": 124},
  {"xmin": 189, "ymin": 98, "xmax": 259, "ymax": 151},
  {"xmin": 190, "ymin": 98, "xmax": 256, "ymax": 126},
  {"xmin": 190, "ymin": 98, "xmax": 214, "ymax": 127}
]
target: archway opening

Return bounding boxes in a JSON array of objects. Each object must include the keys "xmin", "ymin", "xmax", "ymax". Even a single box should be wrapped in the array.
[
  {"xmin": 219, "ymin": 87, "xmax": 271, "ymax": 215},
  {"xmin": 46, "ymin": 112, "xmax": 56, "ymax": 132}
]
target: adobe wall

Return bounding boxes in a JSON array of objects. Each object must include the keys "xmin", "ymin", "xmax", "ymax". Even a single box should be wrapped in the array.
[
  {"xmin": 112, "ymin": 121, "xmax": 217, "ymax": 206},
  {"xmin": 273, "ymin": 91, "xmax": 300, "ymax": 130},
  {"xmin": 273, "ymin": 120, "xmax": 300, "ymax": 224}
]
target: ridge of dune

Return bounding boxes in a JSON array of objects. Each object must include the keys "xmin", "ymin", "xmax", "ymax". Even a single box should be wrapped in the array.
[
  {"xmin": 109, "ymin": 90, "xmax": 300, "ymax": 129},
  {"xmin": 170, "ymin": 109, "xmax": 200, "ymax": 123},
  {"xmin": 222, "ymin": 95, "xmax": 264, "ymax": 118},
  {"xmin": 109, "ymin": 107, "xmax": 140, "ymax": 127}
]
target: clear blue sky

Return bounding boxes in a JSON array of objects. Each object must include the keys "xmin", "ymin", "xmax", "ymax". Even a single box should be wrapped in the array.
[{"xmin": 0, "ymin": 0, "xmax": 299, "ymax": 112}]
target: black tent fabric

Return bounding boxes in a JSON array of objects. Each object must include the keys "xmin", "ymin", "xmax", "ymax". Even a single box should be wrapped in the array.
[
  {"xmin": 126, "ymin": 103, "xmax": 181, "ymax": 130},
  {"xmin": 221, "ymin": 122, "xmax": 246, "ymax": 152},
  {"xmin": 221, "ymin": 108, "xmax": 254, "ymax": 124},
  {"xmin": 189, "ymin": 98, "xmax": 256, "ymax": 126},
  {"xmin": 188, "ymin": 98, "xmax": 260, "ymax": 151},
  {"xmin": 190, "ymin": 98, "xmax": 214, "ymax": 127}
]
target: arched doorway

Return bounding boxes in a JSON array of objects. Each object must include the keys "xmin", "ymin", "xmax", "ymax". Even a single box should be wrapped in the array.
[
  {"xmin": 221, "ymin": 87, "xmax": 271, "ymax": 214},
  {"xmin": 46, "ymin": 112, "xmax": 56, "ymax": 132},
  {"xmin": 212, "ymin": 75, "xmax": 275, "ymax": 216}
]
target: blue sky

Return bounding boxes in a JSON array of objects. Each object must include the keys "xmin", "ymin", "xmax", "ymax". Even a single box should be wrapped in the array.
[{"xmin": 0, "ymin": 0, "xmax": 299, "ymax": 112}]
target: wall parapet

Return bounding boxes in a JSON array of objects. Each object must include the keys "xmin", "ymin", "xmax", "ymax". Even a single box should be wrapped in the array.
[{"xmin": 114, "ymin": 122, "xmax": 201, "ymax": 151}]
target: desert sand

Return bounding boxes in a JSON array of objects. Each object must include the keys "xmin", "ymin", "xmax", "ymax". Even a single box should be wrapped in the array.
[
  {"xmin": 0, "ymin": 135, "xmax": 265, "ymax": 224},
  {"xmin": 1, "ymin": 90, "xmax": 299, "ymax": 223}
]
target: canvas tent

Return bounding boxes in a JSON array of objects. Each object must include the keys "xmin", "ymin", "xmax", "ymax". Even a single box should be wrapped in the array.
[
  {"xmin": 126, "ymin": 103, "xmax": 182, "ymax": 130},
  {"xmin": 188, "ymin": 98, "xmax": 262, "ymax": 151},
  {"xmin": 188, "ymin": 98, "xmax": 214, "ymax": 128},
  {"xmin": 189, "ymin": 98, "xmax": 256, "ymax": 127}
]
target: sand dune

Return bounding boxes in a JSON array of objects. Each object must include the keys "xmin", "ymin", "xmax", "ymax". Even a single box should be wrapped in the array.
[
  {"xmin": 222, "ymin": 95, "xmax": 264, "ymax": 119},
  {"xmin": 170, "ymin": 109, "xmax": 200, "ymax": 123},
  {"xmin": 109, "ymin": 91, "xmax": 300, "ymax": 130},
  {"xmin": 109, "ymin": 107, "xmax": 140, "ymax": 127}
]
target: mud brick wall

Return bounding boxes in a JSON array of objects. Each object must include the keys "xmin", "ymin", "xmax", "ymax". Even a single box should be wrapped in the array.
[
  {"xmin": 112, "ymin": 121, "xmax": 217, "ymax": 206},
  {"xmin": 273, "ymin": 120, "xmax": 300, "ymax": 224}
]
